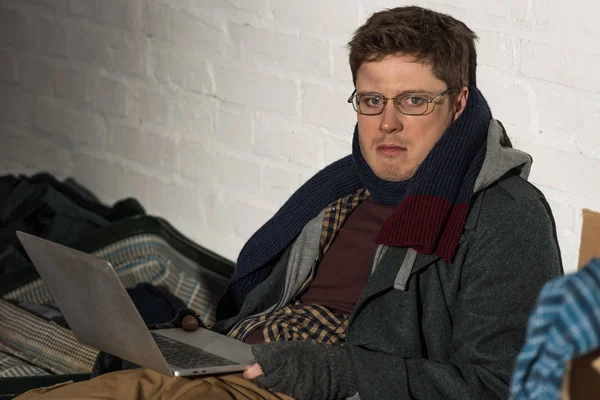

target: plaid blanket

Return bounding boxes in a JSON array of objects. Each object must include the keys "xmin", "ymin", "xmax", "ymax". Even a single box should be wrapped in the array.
[
  {"xmin": 0, "ymin": 234, "xmax": 229, "ymax": 377},
  {"xmin": 0, "ymin": 350, "xmax": 48, "ymax": 378},
  {"xmin": 0, "ymin": 299, "xmax": 98, "ymax": 375}
]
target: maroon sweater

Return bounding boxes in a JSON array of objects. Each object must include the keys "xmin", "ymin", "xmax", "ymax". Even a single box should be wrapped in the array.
[
  {"xmin": 244, "ymin": 197, "xmax": 395, "ymax": 344},
  {"xmin": 300, "ymin": 197, "xmax": 396, "ymax": 315}
]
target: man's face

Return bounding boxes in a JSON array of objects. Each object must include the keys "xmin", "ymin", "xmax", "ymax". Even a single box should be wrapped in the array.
[{"xmin": 355, "ymin": 55, "xmax": 468, "ymax": 182}]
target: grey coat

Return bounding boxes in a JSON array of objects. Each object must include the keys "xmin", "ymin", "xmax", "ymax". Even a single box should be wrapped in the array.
[{"xmin": 214, "ymin": 121, "xmax": 563, "ymax": 399}]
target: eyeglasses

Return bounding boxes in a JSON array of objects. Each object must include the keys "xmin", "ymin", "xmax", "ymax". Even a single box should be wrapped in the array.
[{"xmin": 347, "ymin": 88, "xmax": 454, "ymax": 116}]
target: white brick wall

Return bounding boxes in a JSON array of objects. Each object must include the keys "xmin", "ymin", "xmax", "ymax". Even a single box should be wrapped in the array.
[{"xmin": 0, "ymin": 0, "xmax": 598, "ymax": 273}]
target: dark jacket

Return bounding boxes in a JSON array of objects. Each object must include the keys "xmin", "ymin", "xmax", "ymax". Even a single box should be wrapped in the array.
[
  {"xmin": 214, "ymin": 121, "xmax": 563, "ymax": 399},
  {"xmin": 347, "ymin": 175, "xmax": 561, "ymax": 399}
]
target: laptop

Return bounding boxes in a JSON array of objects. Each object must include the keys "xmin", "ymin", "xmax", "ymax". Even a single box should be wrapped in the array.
[{"xmin": 16, "ymin": 231, "xmax": 254, "ymax": 377}]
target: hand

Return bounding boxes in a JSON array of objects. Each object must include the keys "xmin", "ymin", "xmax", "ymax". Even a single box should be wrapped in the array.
[
  {"xmin": 247, "ymin": 341, "xmax": 357, "ymax": 400},
  {"xmin": 243, "ymin": 363, "xmax": 264, "ymax": 380}
]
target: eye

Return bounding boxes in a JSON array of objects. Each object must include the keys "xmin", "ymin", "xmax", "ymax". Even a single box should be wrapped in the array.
[
  {"xmin": 359, "ymin": 95, "xmax": 384, "ymax": 108},
  {"xmin": 400, "ymin": 96, "xmax": 426, "ymax": 107}
]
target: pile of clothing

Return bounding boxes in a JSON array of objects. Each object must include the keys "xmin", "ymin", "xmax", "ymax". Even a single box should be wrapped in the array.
[{"xmin": 0, "ymin": 173, "xmax": 227, "ymax": 378}]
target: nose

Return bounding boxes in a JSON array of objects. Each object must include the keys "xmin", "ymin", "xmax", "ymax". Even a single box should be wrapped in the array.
[{"xmin": 379, "ymin": 101, "xmax": 403, "ymax": 135}]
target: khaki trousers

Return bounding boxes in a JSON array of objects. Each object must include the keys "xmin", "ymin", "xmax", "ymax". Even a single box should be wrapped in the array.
[{"xmin": 16, "ymin": 369, "xmax": 294, "ymax": 400}]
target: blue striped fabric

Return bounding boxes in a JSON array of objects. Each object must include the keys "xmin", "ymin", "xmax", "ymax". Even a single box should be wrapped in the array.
[{"xmin": 510, "ymin": 258, "xmax": 600, "ymax": 399}]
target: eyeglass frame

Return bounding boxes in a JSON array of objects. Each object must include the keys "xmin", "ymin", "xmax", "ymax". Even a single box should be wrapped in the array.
[{"xmin": 347, "ymin": 88, "xmax": 455, "ymax": 116}]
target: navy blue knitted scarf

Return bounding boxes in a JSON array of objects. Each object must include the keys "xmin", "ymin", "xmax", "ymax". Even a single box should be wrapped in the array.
[{"xmin": 217, "ymin": 87, "xmax": 491, "ymax": 320}]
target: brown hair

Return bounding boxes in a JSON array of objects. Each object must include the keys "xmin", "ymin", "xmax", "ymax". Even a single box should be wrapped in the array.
[{"xmin": 348, "ymin": 6, "xmax": 478, "ymax": 89}]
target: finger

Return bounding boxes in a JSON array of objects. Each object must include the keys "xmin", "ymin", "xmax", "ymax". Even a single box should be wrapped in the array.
[{"xmin": 243, "ymin": 363, "xmax": 264, "ymax": 379}]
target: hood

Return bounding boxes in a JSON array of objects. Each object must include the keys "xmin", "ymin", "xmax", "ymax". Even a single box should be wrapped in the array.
[{"xmin": 473, "ymin": 119, "xmax": 532, "ymax": 193}]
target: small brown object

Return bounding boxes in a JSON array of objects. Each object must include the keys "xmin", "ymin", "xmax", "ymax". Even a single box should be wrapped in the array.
[{"xmin": 181, "ymin": 315, "xmax": 199, "ymax": 331}]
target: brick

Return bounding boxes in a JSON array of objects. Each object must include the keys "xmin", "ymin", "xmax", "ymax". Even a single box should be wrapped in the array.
[
  {"xmin": 213, "ymin": 152, "xmax": 262, "ymax": 193},
  {"xmin": 0, "ymin": 84, "xmax": 34, "ymax": 128},
  {"xmin": 144, "ymin": 178, "xmax": 204, "ymax": 223},
  {"xmin": 35, "ymin": 98, "xmax": 108, "ymax": 149},
  {"xmin": 72, "ymin": 152, "xmax": 150, "ymax": 204},
  {"xmin": 0, "ymin": 160, "xmax": 39, "ymax": 177},
  {"xmin": 54, "ymin": 64, "xmax": 89, "ymax": 104},
  {"xmin": 35, "ymin": 17, "xmax": 68, "ymax": 57},
  {"xmin": 477, "ymin": 30, "xmax": 516, "ymax": 72},
  {"xmin": 169, "ymin": 93, "xmax": 216, "ymax": 138},
  {"xmin": 214, "ymin": 65, "xmax": 297, "ymax": 114},
  {"xmin": 271, "ymin": 0, "xmax": 359, "ymax": 34},
  {"xmin": 1, "ymin": 131, "xmax": 73, "ymax": 177},
  {"xmin": 215, "ymin": 102, "xmax": 254, "ymax": 151},
  {"xmin": 324, "ymin": 134, "xmax": 352, "ymax": 166},
  {"xmin": 136, "ymin": 86, "xmax": 169, "ymax": 126},
  {"xmin": 87, "ymin": 74, "xmax": 130, "ymax": 117},
  {"xmin": 303, "ymin": 83, "xmax": 356, "ymax": 131},
  {"xmin": 18, "ymin": 56, "xmax": 54, "ymax": 95},
  {"xmin": 185, "ymin": 0, "xmax": 266, "ymax": 28},
  {"xmin": 170, "ymin": 11, "xmax": 223, "ymax": 53},
  {"xmin": 477, "ymin": 76, "xmax": 531, "ymax": 128},
  {"xmin": 110, "ymin": 124, "xmax": 177, "ymax": 170},
  {"xmin": 529, "ymin": 80, "xmax": 600, "ymax": 151},
  {"xmin": 149, "ymin": 42, "xmax": 214, "ymax": 93},
  {"xmin": 517, "ymin": 143, "xmax": 600, "ymax": 197},
  {"xmin": 96, "ymin": 0, "xmax": 141, "ymax": 32},
  {"xmin": 169, "ymin": 57, "xmax": 214, "ymax": 94},
  {"xmin": 177, "ymin": 140, "xmax": 215, "ymax": 183},
  {"xmin": 501, "ymin": 123, "xmax": 530, "ymax": 144},
  {"xmin": 21, "ymin": 0, "xmax": 68, "ymax": 11},
  {"xmin": 233, "ymin": 201, "xmax": 273, "ymax": 239},
  {"xmin": 254, "ymin": 111, "xmax": 325, "ymax": 168},
  {"xmin": 229, "ymin": 24, "xmax": 330, "ymax": 75},
  {"xmin": 206, "ymin": 194, "xmax": 236, "ymax": 235},
  {"xmin": 576, "ymin": 111, "xmax": 600, "ymax": 159},
  {"xmin": 539, "ymin": 0, "xmax": 600, "ymax": 36},
  {"xmin": 547, "ymin": 199, "xmax": 576, "ymax": 232},
  {"xmin": 67, "ymin": 24, "xmax": 113, "ymax": 68},
  {"xmin": 331, "ymin": 43, "xmax": 352, "ymax": 82},
  {"xmin": 69, "ymin": 0, "xmax": 95, "ymax": 17},
  {"xmin": 197, "ymin": 229, "xmax": 244, "ymax": 263},
  {"xmin": 221, "ymin": 0, "xmax": 265, "ymax": 11},
  {"xmin": 520, "ymin": 40, "xmax": 600, "ymax": 93},
  {"xmin": 0, "ymin": 49, "xmax": 17, "ymax": 83},
  {"xmin": 450, "ymin": 0, "xmax": 528, "ymax": 19},
  {"xmin": 560, "ymin": 249, "xmax": 579, "ymax": 275},
  {"xmin": 143, "ymin": 2, "xmax": 170, "ymax": 39},
  {"xmin": 147, "ymin": 40, "xmax": 172, "ymax": 84},
  {"xmin": 0, "ymin": 8, "xmax": 35, "ymax": 49},
  {"xmin": 112, "ymin": 38, "xmax": 145, "ymax": 76},
  {"xmin": 67, "ymin": 23, "xmax": 143, "ymax": 75},
  {"xmin": 262, "ymin": 165, "xmax": 305, "ymax": 206}
]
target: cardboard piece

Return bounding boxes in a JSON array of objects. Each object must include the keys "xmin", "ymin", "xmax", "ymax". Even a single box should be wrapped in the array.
[
  {"xmin": 578, "ymin": 209, "xmax": 600, "ymax": 269},
  {"xmin": 563, "ymin": 209, "xmax": 600, "ymax": 399}
]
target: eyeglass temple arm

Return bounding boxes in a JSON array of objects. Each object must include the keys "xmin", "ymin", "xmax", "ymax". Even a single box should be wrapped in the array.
[{"xmin": 347, "ymin": 89, "xmax": 356, "ymax": 103}]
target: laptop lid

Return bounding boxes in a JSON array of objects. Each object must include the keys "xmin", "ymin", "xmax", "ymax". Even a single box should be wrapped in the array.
[{"xmin": 16, "ymin": 231, "xmax": 172, "ymax": 375}]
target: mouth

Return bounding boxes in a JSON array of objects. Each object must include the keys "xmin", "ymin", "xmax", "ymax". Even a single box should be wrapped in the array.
[{"xmin": 376, "ymin": 144, "xmax": 407, "ymax": 157}]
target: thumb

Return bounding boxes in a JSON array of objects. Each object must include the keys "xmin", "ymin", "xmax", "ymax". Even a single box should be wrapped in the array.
[{"xmin": 243, "ymin": 363, "xmax": 264, "ymax": 380}]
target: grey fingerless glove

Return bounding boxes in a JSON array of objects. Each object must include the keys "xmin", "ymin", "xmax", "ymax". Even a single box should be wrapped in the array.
[{"xmin": 251, "ymin": 341, "xmax": 358, "ymax": 400}]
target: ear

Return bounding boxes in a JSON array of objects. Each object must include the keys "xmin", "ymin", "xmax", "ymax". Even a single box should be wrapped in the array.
[{"xmin": 452, "ymin": 86, "xmax": 469, "ymax": 121}]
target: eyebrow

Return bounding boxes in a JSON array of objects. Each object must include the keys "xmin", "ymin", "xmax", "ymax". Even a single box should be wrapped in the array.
[{"xmin": 356, "ymin": 89, "xmax": 438, "ymax": 96}]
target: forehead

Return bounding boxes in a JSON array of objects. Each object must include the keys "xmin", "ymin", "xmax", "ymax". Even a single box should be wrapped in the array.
[{"xmin": 355, "ymin": 55, "xmax": 446, "ymax": 94}]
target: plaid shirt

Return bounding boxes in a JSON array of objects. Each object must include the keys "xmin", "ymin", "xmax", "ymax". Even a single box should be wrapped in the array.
[
  {"xmin": 229, "ymin": 188, "xmax": 369, "ymax": 344},
  {"xmin": 509, "ymin": 258, "xmax": 600, "ymax": 399}
]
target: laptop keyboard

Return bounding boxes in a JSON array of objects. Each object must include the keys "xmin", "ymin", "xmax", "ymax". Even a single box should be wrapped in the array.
[{"xmin": 151, "ymin": 332, "xmax": 238, "ymax": 369}]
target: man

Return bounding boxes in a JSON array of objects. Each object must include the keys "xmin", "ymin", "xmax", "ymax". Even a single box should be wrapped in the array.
[{"xmin": 18, "ymin": 6, "xmax": 562, "ymax": 400}]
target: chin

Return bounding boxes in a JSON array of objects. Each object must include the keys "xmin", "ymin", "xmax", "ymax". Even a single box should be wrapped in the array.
[{"xmin": 374, "ymin": 169, "xmax": 413, "ymax": 182}]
